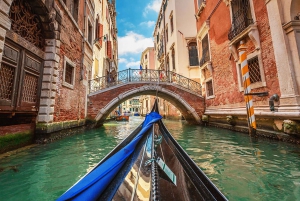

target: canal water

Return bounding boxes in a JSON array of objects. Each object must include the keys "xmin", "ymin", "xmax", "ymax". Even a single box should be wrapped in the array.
[{"xmin": 0, "ymin": 116, "xmax": 300, "ymax": 201}]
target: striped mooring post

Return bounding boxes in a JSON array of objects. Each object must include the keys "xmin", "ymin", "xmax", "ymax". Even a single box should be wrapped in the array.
[{"xmin": 238, "ymin": 41, "xmax": 257, "ymax": 135}]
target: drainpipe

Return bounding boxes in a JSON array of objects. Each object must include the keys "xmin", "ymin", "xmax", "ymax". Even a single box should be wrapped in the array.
[
  {"xmin": 81, "ymin": 0, "xmax": 87, "ymax": 119},
  {"xmin": 269, "ymin": 94, "xmax": 279, "ymax": 111},
  {"xmin": 81, "ymin": 0, "xmax": 87, "ymax": 81}
]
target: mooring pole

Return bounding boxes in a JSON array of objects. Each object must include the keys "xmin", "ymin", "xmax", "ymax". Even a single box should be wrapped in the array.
[{"xmin": 238, "ymin": 41, "xmax": 256, "ymax": 135}]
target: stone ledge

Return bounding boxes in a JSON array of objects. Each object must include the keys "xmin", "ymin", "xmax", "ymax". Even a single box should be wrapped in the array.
[
  {"xmin": 208, "ymin": 122, "xmax": 300, "ymax": 144},
  {"xmin": 36, "ymin": 119, "xmax": 86, "ymax": 134}
]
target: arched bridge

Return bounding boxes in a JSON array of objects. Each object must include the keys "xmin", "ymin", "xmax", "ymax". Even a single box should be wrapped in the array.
[{"xmin": 87, "ymin": 69, "xmax": 205, "ymax": 126}]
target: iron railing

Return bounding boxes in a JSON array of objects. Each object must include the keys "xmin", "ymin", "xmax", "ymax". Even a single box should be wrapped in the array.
[
  {"xmin": 228, "ymin": 0, "xmax": 253, "ymax": 40},
  {"xmin": 89, "ymin": 69, "xmax": 202, "ymax": 95},
  {"xmin": 199, "ymin": 46, "xmax": 210, "ymax": 66}
]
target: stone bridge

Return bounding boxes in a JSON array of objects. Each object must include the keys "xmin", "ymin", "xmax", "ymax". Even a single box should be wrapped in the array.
[{"xmin": 87, "ymin": 69, "xmax": 205, "ymax": 126}]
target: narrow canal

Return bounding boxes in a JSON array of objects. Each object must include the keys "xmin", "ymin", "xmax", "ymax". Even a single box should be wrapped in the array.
[{"xmin": 0, "ymin": 117, "xmax": 300, "ymax": 201}]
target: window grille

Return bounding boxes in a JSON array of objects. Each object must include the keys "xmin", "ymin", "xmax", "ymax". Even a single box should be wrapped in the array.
[
  {"xmin": 22, "ymin": 73, "xmax": 38, "ymax": 103},
  {"xmin": 65, "ymin": 63, "xmax": 73, "ymax": 85},
  {"xmin": 0, "ymin": 63, "xmax": 15, "ymax": 101},
  {"xmin": 200, "ymin": 35, "xmax": 210, "ymax": 66},
  {"xmin": 206, "ymin": 80, "xmax": 214, "ymax": 97},
  {"xmin": 9, "ymin": 0, "xmax": 44, "ymax": 49},
  {"xmin": 189, "ymin": 42, "xmax": 199, "ymax": 66},
  {"xmin": 248, "ymin": 56, "xmax": 261, "ymax": 83},
  {"xmin": 228, "ymin": 0, "xmax": 253, "ymax": 40}
]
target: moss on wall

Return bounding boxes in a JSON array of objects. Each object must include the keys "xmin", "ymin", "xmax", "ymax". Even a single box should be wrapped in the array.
[{"xmin": 0, "ymin": 131, "xmax": 34, "ymax": 154}]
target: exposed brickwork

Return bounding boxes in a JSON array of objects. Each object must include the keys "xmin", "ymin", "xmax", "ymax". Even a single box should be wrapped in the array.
[
  {"xmin": 196, "ymin": 0, "xmax": 279, "ymax": 107},
  {"xmin": 53, "ymin": 1, "xmax": 87, "ymax": 123},
  {"xmin": 87, "ymin": 84, "xmax": 205, "ymax": 125}
]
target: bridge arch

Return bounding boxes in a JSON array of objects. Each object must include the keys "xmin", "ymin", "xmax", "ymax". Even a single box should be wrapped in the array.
[{"xmin": 87, "ymin": 83, "xmax": 205, "ymax": 127}]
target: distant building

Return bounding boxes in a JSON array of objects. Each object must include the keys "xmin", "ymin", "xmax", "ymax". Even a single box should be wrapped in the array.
[
  {"xmin": 92, "ymin": 0, "xmax": 118, "ymax": 82},
  {"xmin": 153, "ymin": 0, "xmax": 199, "ymax": 82},
  {"xmin": 121, "ymin": 98, "xmax": 141, "ymax": 115}
]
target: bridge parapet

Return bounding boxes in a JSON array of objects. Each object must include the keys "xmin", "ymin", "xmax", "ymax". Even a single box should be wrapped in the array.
[{"xmin": 89, "ymin": 69, "xmax": 202, "ymax": 95}]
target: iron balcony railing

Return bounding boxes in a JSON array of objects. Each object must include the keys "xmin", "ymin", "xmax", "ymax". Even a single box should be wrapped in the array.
[
  {"xmin": 199, "ymin": 46, "xmax": 210, "ymax": 66},
  {"xmin": 228, "ymin": 2, "xmax": 253, "ymax": 40},
  {"xmin": 89, "ymin": 69, "xmax": 202, "ymax": 95}
]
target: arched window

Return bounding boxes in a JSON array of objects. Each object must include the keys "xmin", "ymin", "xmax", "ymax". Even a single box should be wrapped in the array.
[{"xmin": 188, "ymin": 42, "xmax": 199, "ymax": 66}]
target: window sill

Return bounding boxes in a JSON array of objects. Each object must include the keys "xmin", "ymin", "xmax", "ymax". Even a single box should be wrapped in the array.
[
  {"xmin": 63, "ymin": 81, "xmax": 74, "ymax": 90},
  {"xmin": 239, "ymin": 81, "xmax": 266, "ymax": 92},
  {"xmin": 200, "ymin": 61, "xmax": 212, "ymax": 73},
  {"xmin": 229, "ymin": 23, "xmax": 260, "ymax": 50},
  {"xmin": 206, "ymin": 95, "xmax": 215, "ymax": 99}
]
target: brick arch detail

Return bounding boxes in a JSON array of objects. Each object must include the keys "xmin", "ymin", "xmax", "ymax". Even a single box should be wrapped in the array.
[
  {"xmin": 0, "ymin": 0, "xmax": 61, "ymax": 123},
  {"xmin": 87, "ymin": 84, "xmax": 205, "ymax": 126}
]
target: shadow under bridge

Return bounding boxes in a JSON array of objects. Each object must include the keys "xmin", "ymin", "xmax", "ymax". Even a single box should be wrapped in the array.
[{"xmin": 87, "ymin": 69, "xmax": 205, "ymax": 126}]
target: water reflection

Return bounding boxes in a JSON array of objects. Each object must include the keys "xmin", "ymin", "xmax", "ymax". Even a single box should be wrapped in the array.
[{"xmin": 0, "ymin": 117, "xmax": 299, "ymax": 201}]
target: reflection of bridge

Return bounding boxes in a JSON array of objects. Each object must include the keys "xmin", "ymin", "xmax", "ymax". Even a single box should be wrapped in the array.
[{"xmin": 87, "ymin": 69, "xmax": 205, "ymax": 126}]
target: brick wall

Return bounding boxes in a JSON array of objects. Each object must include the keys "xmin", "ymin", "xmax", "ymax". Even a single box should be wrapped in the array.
[{"xmin": 53, "ymin": 1, "xmax": 86, "ymax": 122}]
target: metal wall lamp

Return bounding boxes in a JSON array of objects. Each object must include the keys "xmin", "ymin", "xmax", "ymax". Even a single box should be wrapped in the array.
[{"xmin": 93, "ymin": 35, "xmax": 107, "ymax": 45}]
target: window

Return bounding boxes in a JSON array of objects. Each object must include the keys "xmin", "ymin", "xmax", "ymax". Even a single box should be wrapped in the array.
[
  {"xmin": 170, "ymin": 16, "xmax": 174, "ymax": 33},
  {"xmin": 248, "ymin": 56, "xmax": 261, "ymax": 83},
  {"xmin": 88, "ymin": 20, "xmax": 93, "ymax": 45},
  {"xmin": 172, "ymin": 48, "xmax": 175, "ymax": 70},
  {"xmin": 95, "ymin": 16, "xmax": 99, "ymax": 40},
  {"xmin": 198, "ymin": 0, "xmax": 204, "ymax": 7},
  {"xmin": 166, "ymin": 26, "xmax": 168, "ymax": 42},
  {"xmin": 228, "ymin": 0, "xmax": 253, "ymax": 40},
  {"xmin": 157, "ymin": 33, "xmax": 159, "ymax": 43},
  {"xmin": 200, "ymin": 35, "xmax": 210, "ymax": 66},
  {"xmin": 145, "ymin": 54, "xmax": 147, "ymax": 59},
  {"xmin": 206, "ymin": 79, "xmax": 214, "ymax": 97},
  {"xmin": 236, "ymin": 53, "xmax": 266, "ymax": 90},
  {"xmin": 188, "ymin": 42, "xmax": 199, "ymax": 66},
  {"xmin": 63, "ymin": 56, "xmax": 76, "ymax": 89},
  {"xmin": 166, "ymin": 55, "xmax": 170, "ymax": 71},
  {"xmin": 70, "ymin": 0, "xmax": 79, "ymax": 21}
]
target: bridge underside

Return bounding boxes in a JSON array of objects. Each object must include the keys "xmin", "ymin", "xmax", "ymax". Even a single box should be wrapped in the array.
[{"xmin": 87, "ymin": 83, "xmax": 205, "ymax": 127}]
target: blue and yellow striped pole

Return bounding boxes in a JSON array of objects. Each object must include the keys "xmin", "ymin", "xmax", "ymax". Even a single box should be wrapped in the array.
[{"xmin": 238, "ymin": 41, "xmax": 256, "ymax": 135}]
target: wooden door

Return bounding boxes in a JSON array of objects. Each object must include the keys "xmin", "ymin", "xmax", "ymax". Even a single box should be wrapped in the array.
[{"xmin": 0, "ymin": 41, "xmax": 43, "ymax": 113}]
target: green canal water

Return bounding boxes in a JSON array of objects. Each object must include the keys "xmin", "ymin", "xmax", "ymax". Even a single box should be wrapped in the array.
[{"xmin": 0, "ymin": 116, "xmax": 300, "ymax": 201}]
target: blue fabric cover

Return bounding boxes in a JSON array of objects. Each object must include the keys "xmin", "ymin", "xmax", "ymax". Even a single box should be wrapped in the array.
[{"xmin": 57, "ymin": 112, "xmax": 162, "ymax": 201}]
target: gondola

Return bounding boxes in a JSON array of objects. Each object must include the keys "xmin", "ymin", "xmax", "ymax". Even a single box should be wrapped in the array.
[{"xmin": 57, "ymin": 101, "xmax": 228, "ymax": 201}]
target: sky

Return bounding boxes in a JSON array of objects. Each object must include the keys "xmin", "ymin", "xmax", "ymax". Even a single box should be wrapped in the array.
[{"xmin": 116, "ymin": 0, "xmax": 162, "ymax": 71}]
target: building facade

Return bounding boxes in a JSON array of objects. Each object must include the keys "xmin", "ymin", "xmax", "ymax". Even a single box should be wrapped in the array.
[
  {"xmin": 0, "ymin": 0, "xmax": 117, "ymax": 152},
  {"xmin": 91, "ymin": 0, "xmax": 118, "ymax": 88},
  {"xmin": 153, "ymin": 0, "xmax": 200, "ymax": 82},
  {"xmin": 194, "ymin": 0, "xmax": 300, "ymax": 137}
]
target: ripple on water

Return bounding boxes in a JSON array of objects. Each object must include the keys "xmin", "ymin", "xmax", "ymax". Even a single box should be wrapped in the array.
[{"xmin": 1, "ymin": 118, "xmax": 300, "ymax": 201}]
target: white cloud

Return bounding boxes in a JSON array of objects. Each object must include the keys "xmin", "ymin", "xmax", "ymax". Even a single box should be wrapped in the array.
[
  {"xmin": 118, "ymin": 31, "xmax": 154, "ymax": 55},
  {"xmin": 118, "ymin": 57, "xmax": 140, "ymax": 69},
  {"xmin": 118, "ymin": 58, "xmax": 128, "ymax": 63},
  {"xmin": 140, "ymin": 21, "xmax": 155, "ymax": 28},
  {"xmin": 126, "ymin": 61, "xmax": 140, "ymax": 68},
  {"xmin": 144, "ymin": 0, "xmax": 162, "ymax": 16}
]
